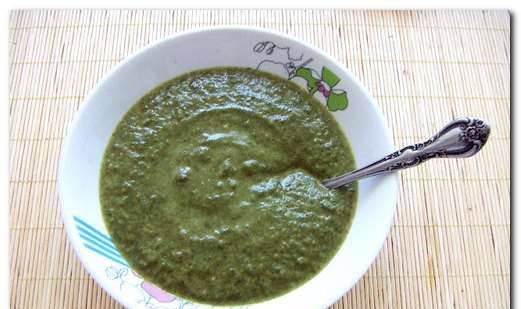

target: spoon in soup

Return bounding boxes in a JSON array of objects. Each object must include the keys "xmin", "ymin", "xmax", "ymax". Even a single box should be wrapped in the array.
[{"xmin": 322, "ymin": 117, "xmax": 490, "ymax": 189}]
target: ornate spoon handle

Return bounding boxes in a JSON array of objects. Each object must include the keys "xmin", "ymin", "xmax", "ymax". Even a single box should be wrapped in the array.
[{"xmin": 322, "ymin": 117, "xmax": 490, "ymax": 189}]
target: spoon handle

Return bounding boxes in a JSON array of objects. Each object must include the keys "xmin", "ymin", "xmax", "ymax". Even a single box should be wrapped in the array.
[{"xmin": 322, "ymin": 117, "xmax": 490, "ymax": 189}]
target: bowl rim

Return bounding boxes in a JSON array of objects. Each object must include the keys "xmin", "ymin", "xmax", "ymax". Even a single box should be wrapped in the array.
[{"xmin": 59, "ymin": 25, "xmax": 400, "ymax": 309}]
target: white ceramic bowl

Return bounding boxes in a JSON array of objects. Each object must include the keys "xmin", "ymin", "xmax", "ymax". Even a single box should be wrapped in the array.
[{"xmin": 59, "ymin": 27, "xmax": 399, "ymax": 309}]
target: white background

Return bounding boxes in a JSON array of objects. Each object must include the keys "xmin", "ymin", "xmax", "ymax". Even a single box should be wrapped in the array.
[{"xmin": 1, "ymin": 1, "xmax": 515, "ymax": 308}]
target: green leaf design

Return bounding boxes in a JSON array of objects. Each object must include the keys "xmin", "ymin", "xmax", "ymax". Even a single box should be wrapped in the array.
[
  {"xmin": 294, "ymin": 67, "xmax": 320, "ymax": 94},
  {"xmin": 321, "ymin": 67, "xmax": 340, "ymax": 88},
  {"xmin": 326, "ymin": 90, "xmax": 349, "ymax": 111}
]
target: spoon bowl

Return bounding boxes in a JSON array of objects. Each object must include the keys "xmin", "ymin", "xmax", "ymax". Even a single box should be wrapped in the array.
[{"xmin": 59, "ymin": 26, "xmax": 399, "ymax": 309}]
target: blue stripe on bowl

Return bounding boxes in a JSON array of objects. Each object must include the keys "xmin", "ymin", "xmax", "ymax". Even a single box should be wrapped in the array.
[
  {"xmin": 74, "ymin": 216, "xmax": 114, "ymax": 242},
  {"xmin": 76, "ymin": 225, "xmax": 120, "ymax": 256},
  {"xmin": 73, "ymin": 216, "xmax": 129, "ymax": 267}
]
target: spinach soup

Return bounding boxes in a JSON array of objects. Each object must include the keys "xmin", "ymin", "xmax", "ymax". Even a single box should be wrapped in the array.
[{"xmin": 100, "ymin": 67, "xmax": 357, "ymax": 305}]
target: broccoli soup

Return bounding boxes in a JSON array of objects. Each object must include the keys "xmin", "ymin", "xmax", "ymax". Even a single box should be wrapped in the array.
[{"xmin": 100, "ymin": 67, "xmax": 357, "ymax": 305}]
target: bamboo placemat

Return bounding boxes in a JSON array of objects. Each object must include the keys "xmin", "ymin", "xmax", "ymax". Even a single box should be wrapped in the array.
[{"xmin": 8, "ymin": 9, "xmax": 510, "ymax": 309}]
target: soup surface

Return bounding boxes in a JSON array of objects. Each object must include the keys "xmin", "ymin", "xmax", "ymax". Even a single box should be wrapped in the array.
[{"xmin": 100, "ymin": 67, "xmax": 357, "ymax": 305}]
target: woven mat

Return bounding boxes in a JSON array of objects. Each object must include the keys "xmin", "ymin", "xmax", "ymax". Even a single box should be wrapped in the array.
[{"xmin": 8, "ymin": 9, "xmax": 510, "ymax": 309}]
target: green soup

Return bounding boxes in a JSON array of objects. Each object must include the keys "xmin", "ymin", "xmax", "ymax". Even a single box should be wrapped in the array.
[{"xmin": 100, "ymin": 67, "xmax": 357, "ymax": 305}]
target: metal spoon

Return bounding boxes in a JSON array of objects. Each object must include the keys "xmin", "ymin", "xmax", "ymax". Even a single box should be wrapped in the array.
[{"xmin": 322, "ymin": 117, "xmax": 491, "ymax": 189}]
